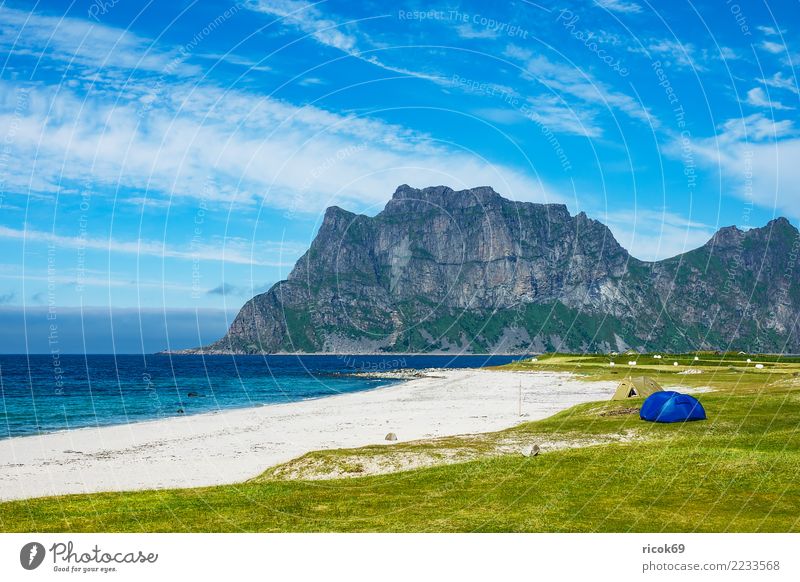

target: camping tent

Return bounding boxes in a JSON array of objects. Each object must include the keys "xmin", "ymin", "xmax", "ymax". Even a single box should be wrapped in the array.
[
  {"xmin": 611, "ymin": 376, "xmax": 664, "ymax": 400},
  {"xmin": 640, "ymin": 391, "xmax": 706, "ymax": 423}
]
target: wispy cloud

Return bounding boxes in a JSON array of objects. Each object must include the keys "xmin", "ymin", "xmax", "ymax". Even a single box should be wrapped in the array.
[
  {"xmin": 468, "ymin": 87, "xmax": 602, "ymax": 137},
  {"xmin": 246, "ymin": 0, "xmax": 445, "ymax": 85},
  {"xmin": 716, "ymin": 113, "xmax": 797, "ymax": 141},
  {"xmin": 760, "ymin": 40, "xmax": 786, "ymax": 54},
  {"xmin": 504, "ymin": 45, "xmax": 654, "ymax": 129},
  {"xmin": 0, "ymin": 225, "xmax": 303, "ymax": 266},
  {"xmin": 757, "ymin": 25, "xmax": 786, "ymax": 36},
  {"xmin": 197, "ymin": 52, "xmax": 273, "ymax": 73},
  {"xmin": 601, "ymin": 209, "xmax": 715, "ymax": 261},
  {"xmin": 456, "ymin": 23, "xmax": 499, "ymax": 40},
  {"xmin": 251, "ymin": 0, "xmax": 359, "ymax": 51},
  {"xmin": 757, "ymin": 72, "xmax": 799, "ymax": 95},
  {"xmin": 0, "ymin": 74, "xmax": 563, "ymax": 215},
  {"xmin": 474, "ymin": 108, "xmax": 524, "ymax": 125},
  {"xmin": 683, "ymin": 113, "xmax": 800, "ymax": 218},
  {"xmin": 525, "ymin": 95, "xmax": 602, "ymax": 137},
  {"xmin": 631, "ymin": 39, "xmax": 706, "ymax": 70},
  {"xmin": 297, "ymin": 76, "xmax": 325, "ymax": 86},
  {"xmin": 0, "ymin": 5, "xmax": 196, "ymax": 76},
  {"xmin": 595, "ymin": 0, "xmax": 642, "ymax": 14},
  {"xmin": 745, "ymin": 87, "xmax": 793, "ymax": 110}
]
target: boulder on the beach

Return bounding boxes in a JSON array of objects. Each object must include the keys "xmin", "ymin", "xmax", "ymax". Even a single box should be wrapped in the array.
[
  {"xmin": 385, "ymin": 432, "xmax": 397, "ymax": 441},
  {"xmin": 522, "ymin": 444, "xmax": 540, "ymax": 457}
]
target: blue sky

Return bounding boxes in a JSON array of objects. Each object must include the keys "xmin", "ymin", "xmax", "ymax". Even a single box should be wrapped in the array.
[{"xmin": 0, "ymin": 0, "xmax": 798, "ymax": 350}]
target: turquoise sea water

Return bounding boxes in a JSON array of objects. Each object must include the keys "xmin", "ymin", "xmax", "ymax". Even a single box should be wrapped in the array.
[{"xmin": 0, "ymin": 354, "xmax": 524, "ymax": 439}]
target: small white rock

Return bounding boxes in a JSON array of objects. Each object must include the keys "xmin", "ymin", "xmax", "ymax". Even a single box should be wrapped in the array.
[{"xmin": 521, "ymin": 444, "xmax": 541, "ymax": 458}]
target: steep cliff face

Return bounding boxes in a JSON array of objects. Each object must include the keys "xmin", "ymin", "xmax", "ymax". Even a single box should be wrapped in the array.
[{"xmin": 193, "ymin": 186, "xmax": 800, "ymax": 354}]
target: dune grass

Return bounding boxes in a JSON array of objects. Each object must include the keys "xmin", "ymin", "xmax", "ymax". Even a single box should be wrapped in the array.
[{"xmin": 2, "ymin": 352, "xmax": 800, "ymax": 532}]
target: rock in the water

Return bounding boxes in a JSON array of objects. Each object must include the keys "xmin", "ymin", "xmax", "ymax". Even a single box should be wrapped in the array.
[
  {"xmin": 385, "ymin": 432, "xmax": 397, "ymax": 441},
  {"xmin": 187, "ymin": 391, "xmax": 204, "ymax": 398}
]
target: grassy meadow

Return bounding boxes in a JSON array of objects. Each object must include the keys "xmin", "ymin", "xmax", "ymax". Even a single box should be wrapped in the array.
[{"xmin": 2, "ymin": 352, "xmax": 800, "ymax": 532}]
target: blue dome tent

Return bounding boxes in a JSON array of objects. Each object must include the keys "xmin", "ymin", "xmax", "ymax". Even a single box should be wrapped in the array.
[{"xmin": 640, "ymin": 391, "xmax": 706, "ymax": 423}]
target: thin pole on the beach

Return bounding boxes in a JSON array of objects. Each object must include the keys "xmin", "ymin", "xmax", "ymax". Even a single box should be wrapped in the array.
[{"xmin": 518, "ymin": 377, "xmax": 522, "ymax": 417}]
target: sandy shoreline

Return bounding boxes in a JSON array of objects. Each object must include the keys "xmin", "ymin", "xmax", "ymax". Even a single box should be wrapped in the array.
[{"xmin": 0, "ymin": 369, "xmax": 616, "ymax": 502}]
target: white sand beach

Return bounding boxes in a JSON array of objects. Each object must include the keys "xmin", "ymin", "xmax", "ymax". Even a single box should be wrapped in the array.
[{"xmin": 0, "ymin": 369, "xmax": 616, "ymax": 501}]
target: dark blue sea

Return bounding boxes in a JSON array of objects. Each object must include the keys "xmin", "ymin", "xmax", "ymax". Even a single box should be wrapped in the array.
[{"xmin": 0, "ymin": 354, "xmax": 525, "ymax": 439}]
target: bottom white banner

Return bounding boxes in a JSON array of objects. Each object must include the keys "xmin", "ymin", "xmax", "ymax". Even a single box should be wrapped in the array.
[{"xmin": 1, "ymin": 533, "xmax": 796, "ymax": 581}]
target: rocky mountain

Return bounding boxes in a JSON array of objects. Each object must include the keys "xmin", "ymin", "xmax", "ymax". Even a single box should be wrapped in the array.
[{"xmin": 188, "ymin": 185, "xmax": 800, "ymax": 354}]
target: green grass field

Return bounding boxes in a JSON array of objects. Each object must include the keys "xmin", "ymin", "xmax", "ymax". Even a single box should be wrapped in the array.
[{"xmin": 2, "ymin": 352, "xmax": 800, "ymax": 532}]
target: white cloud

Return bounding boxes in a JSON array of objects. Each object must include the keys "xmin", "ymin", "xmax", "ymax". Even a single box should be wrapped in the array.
[
  {"xmin": 455, "ymin": 74, "xmax": 601, "ymax": 137},
  {"xmin": 685, "ymin": 114, "xmax": 800, "ymax": 219},
  {"xmin": 595, "ymin": 0, "xmax": 642, "ymax": 14},
  {"xmin": 760, "ymin": 40, "xmax": 786, "ymax": 54},
  {"xmin": 474, "ymin": 108, "xmax": 524, "ymax": 125},
  {"xmin": 757, "ymin": 25, "xmax": 785, "ymax": 36},
  {"xmin": 297, "ymin": 76, "xmax": 325, "ymax": 86},
  {"xmin": 504, "ymin": 45, "xmax": 533, "ymax": 62},
  {"xmin": 454, "ymin": 51, "xmax": 605, "ymax": 137},
  {"xmin": 716, "ymin": 113, "xmax": 796, "ymax": 141},
  {"xmin": 197, "ymin": 52, "xmax": 273, "ymax": 73},
  {"xmin": 601, "ymin": 209, "xmax": 716, "ymax": 261},
  {"xmin": 256, "ymin": 0, "xmax": 358, "ymax": 51},
  {"xmin": 456, "ymin": 24, "xmax": 499, "ymax": 40},
  {"xmin": 648, "ymin": 40, "xmax": 706, "ymax": 71},
  {"xmin": 634, "ymin": 39, "xmax": 705, "ymax": 70},
  {"xmin": 524, "ymin": 95, "xmax": 602, "ymax": 137},
  {"xmin": 470, "ymin": 93, "xmax": 602, "ymax": 137},
  {"xmin": 0, "ymin": 76, "xmax": 562, "ymax": 219},
  {"xmin": 124, "ymin": 197, "xmax": 176, "ymax": 209},
  {"xmin": 246, "ymin": 0, "xmax": 445, "ymax": 85},
  {"xmin": 745, "ymin": 87, "xmax": 793, "ymax": 110},
  {"xmin": 505, "ymin": 46, "xmax": 654, "ymax": 129},
  {"xmin": 757, "ymin": 72, "xmax": 799, "ymax": 95},
  {"xmin": 0, "ymin": 5, "xmax": 195, "ymax": 76},
  {"xmin": 0, "ymin": 3, "xmax": 568, "ymax": 226},
  {"xmin": 0, "ymin": 225, "xmax": 304, "ymax": 267}
]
